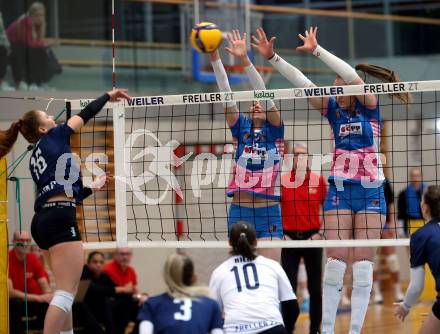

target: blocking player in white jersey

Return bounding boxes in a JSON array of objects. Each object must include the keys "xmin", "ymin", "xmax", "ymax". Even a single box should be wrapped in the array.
[{"xmin": 209, "ymin": 222, "xmax": 299, "ymax": 334}]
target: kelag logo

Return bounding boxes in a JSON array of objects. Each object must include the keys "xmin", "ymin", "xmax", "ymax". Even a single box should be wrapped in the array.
[
  {"xmin": 79, "ymin": 100, "xmax": 91, "ymax": 108},
  {"xmin": 253, "ymin": 91, "xmax": 275, "ymax": 99}
]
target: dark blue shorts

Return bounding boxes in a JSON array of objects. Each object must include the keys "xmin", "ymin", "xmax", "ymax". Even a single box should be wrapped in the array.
[
  {"xmin": 323, "ymin": 181, "xmax": 386, "ymax": 215},
  {"xmin": 228, "ymin": 203, "xmax": 283, "ymax": 239}
]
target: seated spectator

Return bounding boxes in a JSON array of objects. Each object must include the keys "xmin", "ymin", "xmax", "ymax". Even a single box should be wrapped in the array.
[
  {"xmin": 0, "ymin": 11, "xmax": 13, "ymax": 91},
  {"xmin": 104, "ymin": 247, "xmax": 145, "ymax": 334},
  {"xmin": 8, "ymin": 230, "xmax": 52, "ymax": 334},
  {"xmin": 75, "ymin": 251, "xmax": 135, "ymax": 334},
  {"xmin": 6, "ymin": 2, "xmax": 61, "ymax": 91}
]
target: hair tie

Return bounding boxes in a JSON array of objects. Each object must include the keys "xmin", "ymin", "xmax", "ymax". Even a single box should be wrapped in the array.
[{"xmin": 240, "ymin": 232, "xmax": 246, "ymax": 238}]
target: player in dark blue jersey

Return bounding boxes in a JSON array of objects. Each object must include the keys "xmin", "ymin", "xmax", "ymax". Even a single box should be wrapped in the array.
[
  {"xmin": 138, "ymin": 253, "xmax": 223, "ymax": 334},
  {"xmin": 253, "ymin": 26, "xmax": 410, "ymax": 334},
  {"xmin": 394, "ymin": 185, "xmax": 440, "ymax": 334},
  {"xmin": 0, "ymin": 88, "xmax": 130, "ymax": 334}
]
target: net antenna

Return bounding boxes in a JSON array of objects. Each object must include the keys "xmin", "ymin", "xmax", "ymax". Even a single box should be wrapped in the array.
[{"xmin": 67, "ymin": 79, "xmax": 440, "ymax": 249}]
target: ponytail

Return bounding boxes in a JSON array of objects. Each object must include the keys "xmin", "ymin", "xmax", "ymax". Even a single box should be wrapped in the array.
[
  {"xmin": 0, "ymin": 121, "xmax": 21, "ymax": 158},
  {"xmin": 229, "ymin": 222, "xmax": 257, "ymax": 260},
  {"xmin": 0, "ymin": 110, "xmax": 48, "ymax": 159},
  {"xmin": 163, "ymin": 253, "xmax": 207, "ymax": 299},
  {"xmin": 355, "ymin": 64, "xmax": 413, "ymax": 104}
]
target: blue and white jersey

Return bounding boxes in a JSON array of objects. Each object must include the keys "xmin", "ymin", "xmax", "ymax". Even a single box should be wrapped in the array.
[
  {"xmin": 324, "ymin": 97, "xmax": 384, "ymax": 185},
  {"xmin": 227, "ymin": 114, "xmax": 284, "ymax": 200},
  {"xmin": 137, "ymin": 293, "xmax": 223, "ymax": 334},
  {"xmin": 209, "ymin": 255, "xmax": 295, "ymax": 334},
  {"xmin": 410, "ymin": 219, "xmax": 440, "ymax": 300},
  {"xmin": 30, "ymin": 123, "xmax": 83, "ymax": 211}
]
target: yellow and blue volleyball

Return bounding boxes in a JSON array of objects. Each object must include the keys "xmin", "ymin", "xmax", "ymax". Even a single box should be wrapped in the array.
[{"xmin": 191, "ymin": 22, "xmax": 222, "ymax": 53}]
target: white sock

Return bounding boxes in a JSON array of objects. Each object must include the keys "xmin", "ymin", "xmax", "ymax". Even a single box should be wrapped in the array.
[
  {"xmin": 373, "ymin": 281, "xmax": 381, "ymax": 296},
  {"xmin": 60, "ymin": 330, "xmax": 74, "ymax": 334},
  {"xmin": 322, "ymin": 258, "xmax": 347, "ymax": 334},
  {"xmin": 350, "ymin": 261, "xmax": 373, "ymax": 334}
]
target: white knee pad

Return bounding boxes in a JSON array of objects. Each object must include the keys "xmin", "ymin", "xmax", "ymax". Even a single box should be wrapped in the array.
[
  {"xmin": 353, "ymin": 261, "xmax": 373, "ymax": 288},
  {"xmin": 50, "ymin": 290, "xmax": 74, "ymax": 313},
  {"xmin": 386, "ymin": 254, "xmax": 400, "ymax": 273},
  {"xmin": 324, "ymin": 258, "xmax": 347, "ymax": 286}
]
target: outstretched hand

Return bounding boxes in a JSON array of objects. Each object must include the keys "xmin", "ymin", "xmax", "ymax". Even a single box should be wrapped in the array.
[
  {"xmin": 107, "ymin": 88, "xmax": 131, "ymax": 102},
  {"xmin": 225, "ymin": 29, "xmax": 248, "ymax": 58},
  {"xmin": 251, "ymin": 27, "xmax": 276, "ymax": 59},
  {"xmin": 393, "ymin": 302, "xmax": 410, "ymax": 321},
  {"xmin": 90, "ymin": 172, "xmax": 111, "ymax": 191},
  {"xmin": 296, "ymin": 26, "xmax": 319, "ymax": 54}
]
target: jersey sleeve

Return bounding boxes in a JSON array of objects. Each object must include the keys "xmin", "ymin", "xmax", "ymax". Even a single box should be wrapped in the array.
[
  {"xmin": 208, "ymin": 269, "xmax": 224, "ymax": 311},
  {"xmin": 275, "ymin": 263, "xmax": 296, "ymax": 302},
  {"xmin": 410, "ymin": 229, "xmax": 428, "ymax": 268},
  {"xmin": 324, "ymin": 97, "xmax": 338, "ymax": 122},
  {"xmin": 137, "ymin": 300, "xmax": 154, "ymax": 322},
  {"xmin": 208, "ymin": 298, "xmax": 224, "ymax": 331},
  {"xmin": 48, "ymin": 123, "xmax": 74, "ymax": 143},
  {"xmin": 229, "ymin": 113, "xmax": 248, "ymax": 139}
]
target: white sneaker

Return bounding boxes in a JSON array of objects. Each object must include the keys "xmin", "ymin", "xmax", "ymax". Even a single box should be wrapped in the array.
[
  {"xmin": 17, "ymin": 81, "xmax": 28, "ymax": 91},
  {"xmin": 29, "ymin": 83, "xmax": 42, "ymax": 91},
  {"xmin": 38, "ymin": 83, "xmax": 54, "ymax": 91},
  {"xmin": 374, "ymin": 292, "xmax": 384, "ymax": 304},
  {"xmin": 0, "ymin": 81, "xmax": 15, "ymax": 91}
]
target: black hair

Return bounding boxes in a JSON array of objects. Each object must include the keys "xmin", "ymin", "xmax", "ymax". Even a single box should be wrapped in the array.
[
  {"xmin": 423, "ymin": 185, "xmax": 440, "ymax": 219},
  {"xmin": 182, "ymin": 256, "xmax": 194, "ymax": 286},
  {"xmin": 87, "ymin": 251, "xmax": 105, "ymax": 264},
  {"xmin": 229, "ymin": 222, "xmax": 257, "ymax": 260}
]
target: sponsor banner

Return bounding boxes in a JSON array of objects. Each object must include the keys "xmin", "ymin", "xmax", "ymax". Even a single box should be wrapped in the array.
[{"xmin": 68, "ymin": 80, "xmax": 440, "ymax": 109}]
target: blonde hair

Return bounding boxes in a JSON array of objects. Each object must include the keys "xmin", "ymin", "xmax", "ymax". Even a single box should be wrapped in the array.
[
  {"xmin": 163, "ymin": 253, "xmax": 208, "ymax": 299},
  {"xmin": 28, "ymin": 2, "xmax": 46, "ymax": 41},
  {"xmin": 355, "ymin": 64, "xmax": 413, "ymax": 104}
]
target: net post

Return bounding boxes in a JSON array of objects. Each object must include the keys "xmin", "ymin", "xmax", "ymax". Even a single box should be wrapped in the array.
[
  {"xmin": 66, "ymin": 101, "xmax": 71, "ymax": 121},
  {"xmin": 112, "ymin": 103, "xmax": 127, "ymax": 247}
]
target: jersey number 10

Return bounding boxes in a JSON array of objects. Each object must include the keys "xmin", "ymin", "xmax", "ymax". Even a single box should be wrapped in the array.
[{"xmin": 231, "ymin": 263, "xmax": 260, "ymax": 292}]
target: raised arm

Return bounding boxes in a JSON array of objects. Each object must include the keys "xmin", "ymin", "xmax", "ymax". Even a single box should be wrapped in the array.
[
  {"xmin": 297, "ymin": 27, "xmax": 377, "ymax": 109},
  {"xmin": 67, "ymin": 89, "xmax": 131, "ymax": 132},
  {"xmin": 251, "ymin": 28, "xmax": 327, "ymax": 114},
  {"xmin": 225, "ymin": 29, "xmax": 281, "ymax": 127},
  {"xmin": 209, "ymin": 50, "xmax": 239, "ymax": 127}
]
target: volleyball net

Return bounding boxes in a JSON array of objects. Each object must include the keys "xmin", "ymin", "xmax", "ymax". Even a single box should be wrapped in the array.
[{"xmin": 68, "ymin": 80, "xmax": 440, "ymax": 249}]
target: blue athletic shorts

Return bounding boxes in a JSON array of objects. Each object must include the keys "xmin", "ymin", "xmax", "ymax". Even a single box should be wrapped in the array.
[
  {"xmin": 323, "ymin": 181, "xmax": 387, "ymax": 215},
  {"xmin": 228, "ymin": 203, "xmax": 283, "ymax": 239}
]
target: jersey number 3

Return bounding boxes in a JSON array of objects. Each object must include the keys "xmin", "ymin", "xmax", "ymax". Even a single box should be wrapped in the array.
[
  {"xmin": 231, "ymin": 263, "xmax": 260, "ymax": 292},
  {"xmin": 174, "ymin": 298, "xmax": 192, "ymax": 321},
  {"xmin": 30, "ymin": 148, "xmax": 48, "ymax": 180}
]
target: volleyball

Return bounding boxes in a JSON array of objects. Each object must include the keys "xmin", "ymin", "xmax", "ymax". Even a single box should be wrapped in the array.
[{"xmin": 190, "ymin": 22, "xmax": 222, "ymax": 53}]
